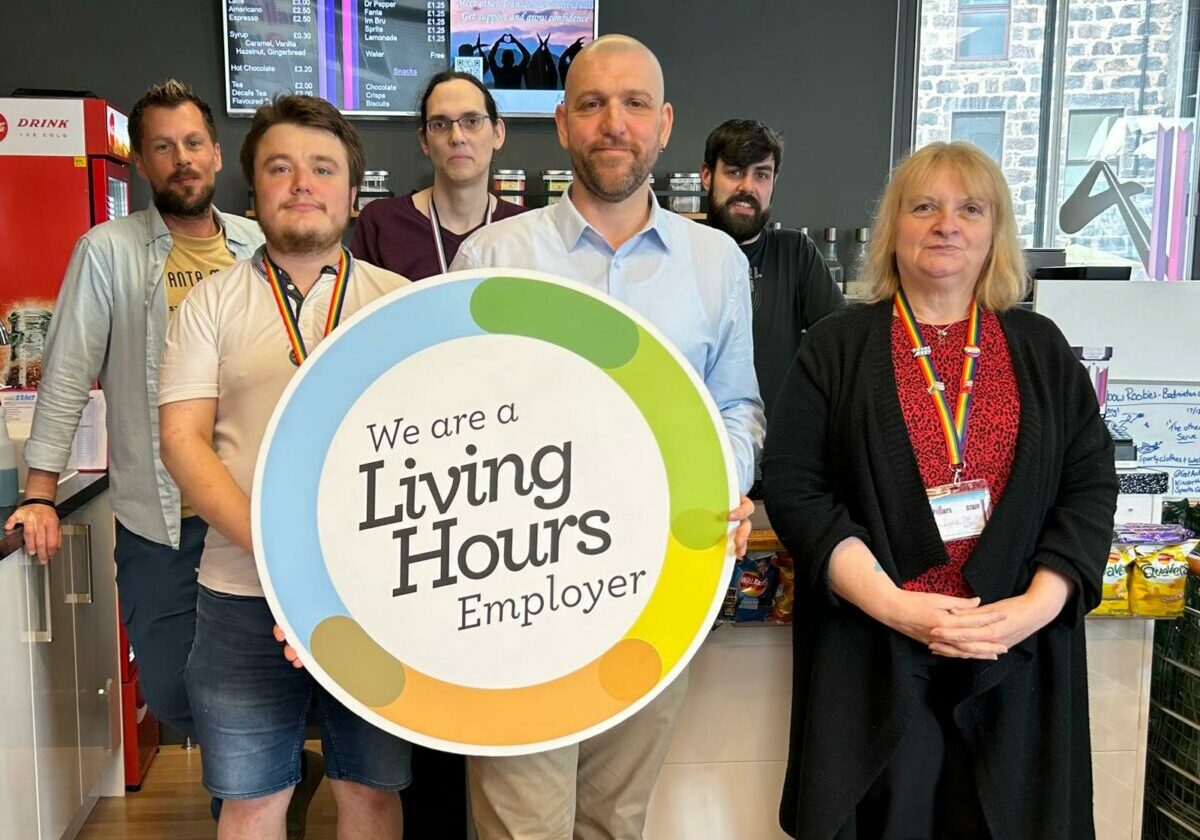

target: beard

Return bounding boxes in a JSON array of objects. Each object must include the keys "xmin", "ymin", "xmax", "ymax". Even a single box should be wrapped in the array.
[
  {"xmin": 152, "ymin": 175, "xmax": 215, "ymax": 218},
  {"xmin": 706, "ymin": 187, "xmax": 771, "ymax": 243},
  {"xmin": 258, "ymin": 205, "xmax": 346, "ymax": 257},
  {"xmin": 267, "ymin": 226, "xmax": 343, "ymax": 255},
  {"xmin": 570, "ymin": 141, "xmax": 658, "ymax": 203}
]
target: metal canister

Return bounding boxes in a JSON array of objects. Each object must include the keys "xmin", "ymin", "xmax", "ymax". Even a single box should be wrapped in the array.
[
  {"xmin": 358, "ymin": 170, "xmax": 393, "ymax": 209},
  {"xmin": 542, "ymin": 169, "xmax": 573, "ymax": 205},
  {"xmin": 492, "ymin": 169, "xmax": 526, "ymax": 206},
  {"xmin": 668, "ymin": 172, "xmax": 701, "ymax": 213},
  {"xmin": 362, "ymin": 171, "xmax": 390, "ymax": 192}
]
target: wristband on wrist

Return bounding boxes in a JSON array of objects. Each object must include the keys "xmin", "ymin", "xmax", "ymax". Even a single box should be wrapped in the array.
[{"xmin": 18, "ymin": 498, "xmax": 56, "ymax": 509}]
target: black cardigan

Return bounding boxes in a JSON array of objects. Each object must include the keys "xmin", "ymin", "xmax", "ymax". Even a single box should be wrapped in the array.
[{"xmin": 762, "ymin": 301, "xmax": 1118, "ymax": 840}]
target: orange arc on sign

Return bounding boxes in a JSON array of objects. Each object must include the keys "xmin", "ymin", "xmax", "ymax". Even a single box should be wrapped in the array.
[
  {"xmin": 318, "ymin": 532, "xmax": 728, "ymax": 746},
  {"xmin": 365, "ymin": 638, "xmax": 659, "ymax": 746}
]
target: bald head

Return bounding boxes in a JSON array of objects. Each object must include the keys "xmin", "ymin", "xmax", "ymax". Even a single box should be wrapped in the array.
[
  {"xmin": 555, "ymin": 33, "xmax": 673, "ymax": 206},
  {"xmin": 565, "ymin": 35, "xmax": 665, "ymax": 104}
]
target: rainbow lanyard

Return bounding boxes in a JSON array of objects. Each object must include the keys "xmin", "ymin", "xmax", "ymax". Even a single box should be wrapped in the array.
[
  {"xmin": 893, "ymin": 289, "xmax": 982, "ymax": 482},
  {"xmin": 264, "ymin": 248, "xmax": 350, "ymax": 366}
]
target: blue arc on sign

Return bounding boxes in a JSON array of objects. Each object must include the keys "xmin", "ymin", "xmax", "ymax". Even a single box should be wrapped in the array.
[{"xmin": 259, "ymin": 277, "xmax": 486, "ymax": 641}]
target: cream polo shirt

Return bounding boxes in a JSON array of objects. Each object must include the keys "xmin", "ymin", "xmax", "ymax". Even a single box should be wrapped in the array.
[{"xmin": 157, "ymin": 248, "xmax": 410, "ymax": 596}]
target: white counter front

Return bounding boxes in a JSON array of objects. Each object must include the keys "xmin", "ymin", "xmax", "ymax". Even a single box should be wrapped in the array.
[{"xmin": 642, "ymin": 617, "xmax": 1154, "ymax": 840}]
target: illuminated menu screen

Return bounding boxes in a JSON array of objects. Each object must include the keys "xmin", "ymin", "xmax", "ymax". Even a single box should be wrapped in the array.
[{"xmin": 224, "ymin": 0, "xmax": 597, "ymax": 117}]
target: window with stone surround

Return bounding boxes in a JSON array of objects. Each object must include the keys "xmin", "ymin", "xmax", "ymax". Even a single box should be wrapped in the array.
[
  {"xmin": 911, "ymin": 0, "xmax": 1199, "ymax": 278},
  {"xmin": 952, "ymin": 111, "xmax": 1006, "ymax": 160},
  {"xmin": 914, "ymin": 0, "xmax": 1048, "ymax": 245},
  {"xmin": 957, "ymin": 0, "xmax": 1012, "ymax": 61}
]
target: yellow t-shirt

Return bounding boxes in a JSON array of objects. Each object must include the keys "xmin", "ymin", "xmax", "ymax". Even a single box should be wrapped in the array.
[
  {"xmin": 164, "ymin": 228, "xmax": 237, "ymax": 318},
  {"xmin": 164, "ymin": 228, "xmax": 237, "ymax": 517}
]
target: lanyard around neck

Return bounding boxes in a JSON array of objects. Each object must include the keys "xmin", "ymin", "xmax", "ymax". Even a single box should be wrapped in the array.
[
  {"xmin": 264, "ymin": 248, "xmax": 350, "ymax": 366},
  {"xmin": 893, "ymin": 288, "xmax": 982, "ymax": 480},
  {"xmin": 429, "ymin": 193, "xmax": 493, "ymax": 274}
]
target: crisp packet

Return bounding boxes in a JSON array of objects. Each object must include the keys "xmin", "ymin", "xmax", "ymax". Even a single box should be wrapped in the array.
[
  {"xmin": 1129, "ymin": 541, "xmax": 1198, "ymax": 618},
  {"xmin": 769, "ymin": 552, "xmax": 795, "ymax": 624},
  {"xmin": 1091, "ymin": 548, "xmax": 1132, "ymax": 616},
  {"xmin": 1113, "ymin": 523, "xmax": 1194, "ymax": 545},
  {"xmin": 721, "ymin": 553, "xmax": 778, "ymax": 623}
]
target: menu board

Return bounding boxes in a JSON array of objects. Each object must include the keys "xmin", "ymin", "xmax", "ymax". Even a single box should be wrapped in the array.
[{"xmin": 224, "ymin": 0, "xmax": 598, "ymax": 117}]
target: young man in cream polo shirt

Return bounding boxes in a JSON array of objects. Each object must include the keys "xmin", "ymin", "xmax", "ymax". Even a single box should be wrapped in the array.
[{"xmin": 158, "ymin": 94, "xmax": 412, "ymax": 840}]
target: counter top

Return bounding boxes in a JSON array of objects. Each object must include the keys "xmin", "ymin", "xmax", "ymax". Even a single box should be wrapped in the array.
[{"xmin": 0, "ymin": 472, "xmax": 110, "ymax": 561}]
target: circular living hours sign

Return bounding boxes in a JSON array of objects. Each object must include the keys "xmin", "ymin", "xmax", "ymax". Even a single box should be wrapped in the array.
[{"xmin": 252, "ymin": 270, "xmax": 738, "ymax": 755}]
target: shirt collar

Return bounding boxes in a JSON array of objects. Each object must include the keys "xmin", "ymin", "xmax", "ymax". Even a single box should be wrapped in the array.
[
  {"xmin": 146, "ymin": 201, "xmax": 170, "ymax": 242},
  {"xmin": 251, "ymin": 244, "xmax": 351, "ymax": 285},
  {"xmin": 552, "ymin": 187, "xmax": 673, "ymax": 255}
]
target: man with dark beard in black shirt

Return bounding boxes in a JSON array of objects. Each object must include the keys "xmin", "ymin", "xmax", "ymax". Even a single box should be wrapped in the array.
[{"xmin": 701, "ymin": 120, "xmax": 844, "ymax": 427}]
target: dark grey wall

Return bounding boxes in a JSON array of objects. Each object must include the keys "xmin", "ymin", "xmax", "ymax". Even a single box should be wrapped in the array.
[{"xmin": 3, "ymin": 0, "xmax": 897, "ymax": 239}]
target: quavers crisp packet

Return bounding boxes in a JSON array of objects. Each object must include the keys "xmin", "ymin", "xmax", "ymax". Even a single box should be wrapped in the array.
[
  {"xmin": 1092, "ymin": 548, "xmax": 1132, "ymax": 616},
  {"xmin": 1129, "ymin": 541, "xmax": 1198, "ymax": 618}
]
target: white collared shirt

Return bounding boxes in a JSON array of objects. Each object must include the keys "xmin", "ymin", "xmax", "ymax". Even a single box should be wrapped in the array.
[{"xmin": 452, "ymin": 191, "xmax": 764, "ymax": 492}]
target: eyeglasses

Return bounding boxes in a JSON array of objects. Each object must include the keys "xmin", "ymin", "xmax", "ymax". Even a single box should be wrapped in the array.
[{"xmin": 424, "ymin": 113, "xmax": 491, "ymax": 135}]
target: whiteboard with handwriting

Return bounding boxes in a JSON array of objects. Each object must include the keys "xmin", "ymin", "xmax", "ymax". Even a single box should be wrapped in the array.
[{"xmin": 1106, "ymin": 383, "xmax": 1200, "ymax": 495}]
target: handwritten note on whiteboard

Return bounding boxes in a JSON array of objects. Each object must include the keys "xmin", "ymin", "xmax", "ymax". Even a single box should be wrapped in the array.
[{"xmin": 1105, "ymin": 383, "xmax": 1200, "ymax": 495}]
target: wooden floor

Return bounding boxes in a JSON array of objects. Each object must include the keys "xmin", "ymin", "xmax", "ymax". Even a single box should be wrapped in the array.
[{"xmin": 77, "ymin": 741, "xmax": 341, "ymax": 839}]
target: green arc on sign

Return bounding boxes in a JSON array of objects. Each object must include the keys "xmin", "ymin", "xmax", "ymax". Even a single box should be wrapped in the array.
[
  {"xmin": 470, "ymin": 276, "xmax": 639, "ymax": 368},
  {"xmin": 470, "ymin": 276, "xmax": 727, "ymax": 551}
]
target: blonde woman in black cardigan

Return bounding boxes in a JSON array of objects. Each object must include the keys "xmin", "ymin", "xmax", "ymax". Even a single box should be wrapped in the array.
[{"xmin": 763, "ymin": 142, "xmax": 1117, "ymax": 840}]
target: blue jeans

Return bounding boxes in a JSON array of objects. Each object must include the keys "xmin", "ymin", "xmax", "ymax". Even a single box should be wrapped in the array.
[
  {"xmin": 186, "ymin": 586, "xmax": 414, "ymax": 799},
  {"xmin": 114, "ymin": 516, "xmax": 207, "ymax": 738}
]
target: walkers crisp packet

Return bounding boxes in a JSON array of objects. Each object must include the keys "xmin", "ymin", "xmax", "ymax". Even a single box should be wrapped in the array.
[{"xmin": 721, "ymin": 553, "xmax": 779, "ymax": 623}]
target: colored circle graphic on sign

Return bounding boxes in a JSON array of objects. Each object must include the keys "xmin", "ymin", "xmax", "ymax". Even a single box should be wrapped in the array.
[{"xmin": 253, "ymin": 271, "xmax": 737, "ymax": 755}]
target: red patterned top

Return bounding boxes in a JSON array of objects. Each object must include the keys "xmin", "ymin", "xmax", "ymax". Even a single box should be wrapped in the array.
[{"xmin": 891, "ymin": 309, "xmax": 1020, "ymax": 596}]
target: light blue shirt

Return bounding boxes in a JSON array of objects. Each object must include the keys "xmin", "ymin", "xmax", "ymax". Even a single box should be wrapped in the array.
[
  {"xmin": 24, "ymin": 203, "xmax": 264, "ymax": 548},
  {"xmin": 452, "ymin": 192, "xmax": 764, "ymax": 493}
]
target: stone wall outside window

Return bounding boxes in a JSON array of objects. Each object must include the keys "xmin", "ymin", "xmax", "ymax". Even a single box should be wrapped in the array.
[{"xmin": 914, "ymin": 0, "xmax": 1188, "ymax": 275}]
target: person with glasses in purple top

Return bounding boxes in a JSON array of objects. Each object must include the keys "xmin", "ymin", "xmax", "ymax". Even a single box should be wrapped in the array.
[
  {"xmin": 350, "ymin": 71, "xmax": 526, "ymax": 838},
  {"xmin": 349, "ymin": 71, "xmax": 526, "ymax": 280}
]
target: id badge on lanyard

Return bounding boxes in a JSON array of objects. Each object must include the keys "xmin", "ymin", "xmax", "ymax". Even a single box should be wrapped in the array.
[
  {"xmin": 895, "ymin": 289, "xmax": 992, "ymax": 543},
  {"xmin": 926, "ymin": 478, "xmax": 991, "ymax": 542}
]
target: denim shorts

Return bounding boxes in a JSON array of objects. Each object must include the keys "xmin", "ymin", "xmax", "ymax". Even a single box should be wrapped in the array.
[{"xmin": 186, "ymin": 586, "xmax": 413, "ymax": 800}]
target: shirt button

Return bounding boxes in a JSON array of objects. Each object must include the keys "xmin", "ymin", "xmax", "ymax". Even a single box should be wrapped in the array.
[{"xmin": 287, "ymin": 284, "xmax": 296, "ymax": 291}]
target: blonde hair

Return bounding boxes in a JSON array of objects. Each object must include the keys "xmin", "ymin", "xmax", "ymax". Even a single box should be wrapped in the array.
[{"xmin": 864, "ymin": 141, "xmax": 1027, "ymax": 312}]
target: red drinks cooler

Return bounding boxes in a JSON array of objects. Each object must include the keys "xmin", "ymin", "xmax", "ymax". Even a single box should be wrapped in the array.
[{"xmin": 0, "ymin": 95, "xmax": 131, "ymax": 387}]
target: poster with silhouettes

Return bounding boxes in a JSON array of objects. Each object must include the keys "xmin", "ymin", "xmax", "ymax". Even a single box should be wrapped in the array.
[{"xmin": 448, "ymin": 0, "xmax": 596, "ymax": 116}]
